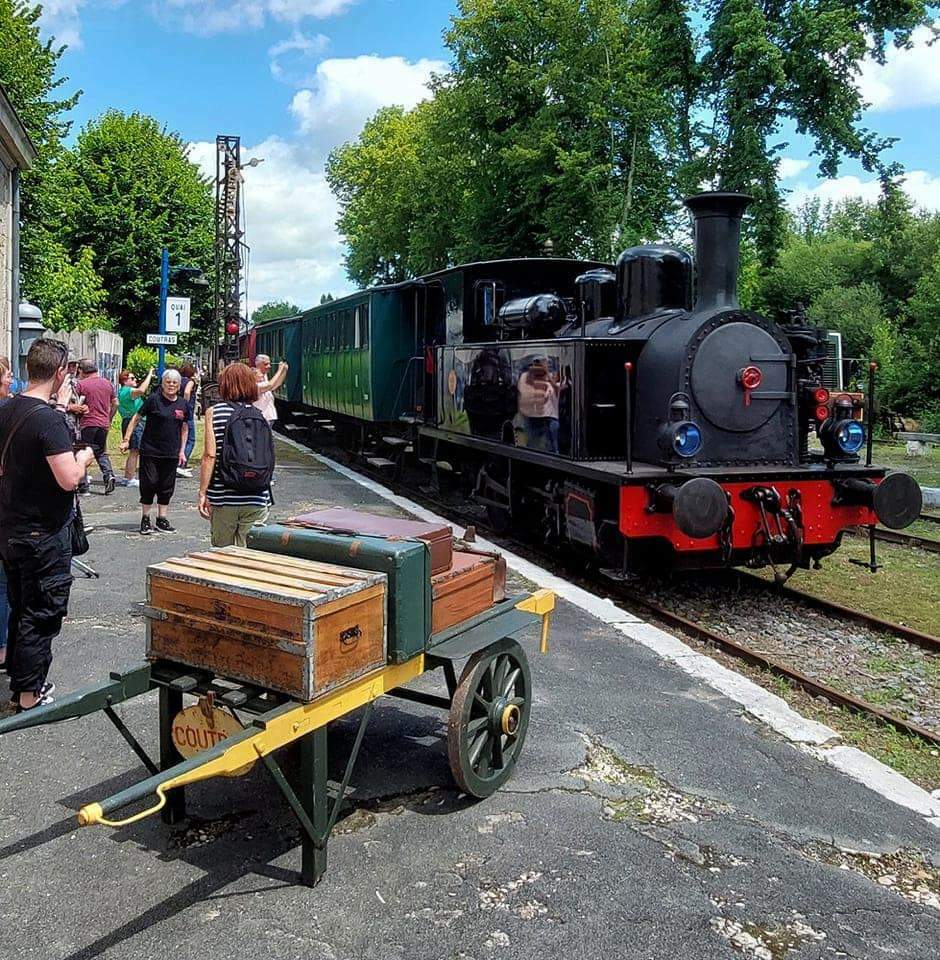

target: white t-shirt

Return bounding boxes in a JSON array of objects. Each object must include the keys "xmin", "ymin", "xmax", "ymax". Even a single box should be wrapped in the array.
[{"xmin": 254, "ymin": 374, "xmax": 277, "ymax": 423}]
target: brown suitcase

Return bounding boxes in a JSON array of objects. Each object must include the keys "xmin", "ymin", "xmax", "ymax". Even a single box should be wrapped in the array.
[
  {"xmin": 145, "ymin": 547, "xmax": 387, "ymax": 701},
  {"xmin": 431, "ymin": 548, "xmax": 507, "ymax": 634},
  {"xmin": 289, "ymin": 507, "xmax": 454, "ymax": 576}
]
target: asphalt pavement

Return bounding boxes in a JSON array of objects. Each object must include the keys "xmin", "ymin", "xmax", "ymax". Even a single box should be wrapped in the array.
[{"xmin": 0, "ymin": 440, "xmax": 937, "ymax": 960}]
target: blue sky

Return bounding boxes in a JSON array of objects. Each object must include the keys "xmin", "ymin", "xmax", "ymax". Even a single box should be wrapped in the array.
[{"xmin": 37, "ymin": 2, "xmax": 940, "ymax": 313}]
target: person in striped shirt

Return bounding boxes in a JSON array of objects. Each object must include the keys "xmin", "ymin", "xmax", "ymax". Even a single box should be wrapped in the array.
[{"xmin": 197, "ymin": 363, "xmax": 272, "ymax": 546}]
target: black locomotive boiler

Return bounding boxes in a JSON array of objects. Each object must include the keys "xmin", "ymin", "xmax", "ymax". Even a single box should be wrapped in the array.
[{"xmin": 256, "ymin": 191, "xmax": 922, "ymax": 576}]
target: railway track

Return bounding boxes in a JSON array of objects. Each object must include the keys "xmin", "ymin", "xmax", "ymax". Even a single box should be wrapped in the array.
[
  {"xmin": 285, "ymin": 431, "xmax": 940, "ymax": 747},
  {"xmin": 849, "ymin": 522, "xmax": 940, "ymax": 555}
]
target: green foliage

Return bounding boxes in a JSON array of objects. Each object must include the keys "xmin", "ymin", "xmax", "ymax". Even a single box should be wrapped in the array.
[
  {"xmin": 251, "ymin": 300, "xmax": 300, "ymax": 325},
  {"xmin": 21, "ymin": 230, "xmax": 108, "ymax": 331},
  {"xmin": 755, "ymin": 198, "xmax": 940, "ymax": 419},
  {"xmin": 0, "ymin": 1, "xmax": 88, "ymax": 325},
  {"xmin": 124, "ymin": 346, "xmax": 180, "ymax": 380},
  {"xmin": 319, "ymin": 293, "xmax": 334, "ymax": 304},
  {"xmin": 48, "ymin": 111, "xmax": 215, "ymax": 348},
  {"xmin": 327, "ymin": 0, "xmax": 933, "ymax": 280}
]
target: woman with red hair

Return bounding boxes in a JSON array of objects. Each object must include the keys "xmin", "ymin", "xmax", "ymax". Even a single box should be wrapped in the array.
[{"xmin": 198, "ymin": 362, "xmax": 273, "ymax": 546}]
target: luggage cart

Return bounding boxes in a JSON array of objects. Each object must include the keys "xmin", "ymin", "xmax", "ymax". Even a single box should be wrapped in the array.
[{"xmin": 0, "ymin": 589, "xmax": 554, "ymax": 887}]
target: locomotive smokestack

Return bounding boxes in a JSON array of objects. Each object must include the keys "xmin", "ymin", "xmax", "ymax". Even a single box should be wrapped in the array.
[{"xmin": 684, "ymin": 191, "xmax": 752, "ymax": 312}]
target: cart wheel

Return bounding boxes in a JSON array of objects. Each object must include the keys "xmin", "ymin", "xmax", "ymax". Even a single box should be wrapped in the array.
[{"xmin": 447, "ymin": 637, "xmax": 531, "ymax": 798}]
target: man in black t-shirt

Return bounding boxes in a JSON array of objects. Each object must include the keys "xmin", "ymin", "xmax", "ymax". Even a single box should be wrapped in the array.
[{"xmin": 0, "ymin": 339, "xmax": 95, "ymax": 711}]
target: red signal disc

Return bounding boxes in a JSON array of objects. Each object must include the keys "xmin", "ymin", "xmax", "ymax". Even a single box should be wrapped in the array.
[
  {"xmin": 815, "ymin": 405, "xmax": 829, "ymax": 422},
  {"xmin": 813, "ymin": 387, "xmax": 830, "ymax": 404},
  {"xmin": 739, "ymin": 365, "xmax": 763, "ymax": 390}
]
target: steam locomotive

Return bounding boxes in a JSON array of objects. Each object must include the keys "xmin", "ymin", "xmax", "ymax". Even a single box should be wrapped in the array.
[{"xmin": 254, "ymin": 191, "xmax": 922, "ymax": 576}]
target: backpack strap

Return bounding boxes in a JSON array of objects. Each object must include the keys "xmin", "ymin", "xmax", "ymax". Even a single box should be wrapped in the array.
[{"xmin": 0, "ymin": 399, "xmax": 46, "ymax": 479}]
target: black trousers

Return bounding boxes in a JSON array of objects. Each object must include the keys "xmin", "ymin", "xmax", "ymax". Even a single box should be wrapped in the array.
[
  {"xmin": 80, "ymin": 425, "xmax": 114, "ymax": 480},
  {"xmin": 0, "ymin": 524, "xmax": 73, "ymax": 695},
  {"xmin": 139, "ymin": 455, "xmax": 177, "ymax": 506}
]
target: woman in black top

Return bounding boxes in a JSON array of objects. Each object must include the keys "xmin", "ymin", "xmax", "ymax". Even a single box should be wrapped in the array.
[{"xmin": 120, "ymin": 369, "xmax": 189, "ymax": 535}]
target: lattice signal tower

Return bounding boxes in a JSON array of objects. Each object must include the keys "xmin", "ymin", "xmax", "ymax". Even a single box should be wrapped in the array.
[{"xmin": 214, "ymin": 135, "xmax": 244, "ymax": 370}]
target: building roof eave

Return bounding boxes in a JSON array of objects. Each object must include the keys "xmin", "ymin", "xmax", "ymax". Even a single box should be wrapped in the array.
[{"xmin": 0, "ymin": 83, "xmax": 38, "ymax": 170}]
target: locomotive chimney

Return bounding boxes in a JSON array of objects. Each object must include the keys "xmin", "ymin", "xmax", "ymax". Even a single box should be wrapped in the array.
[{"xmin": 684, "ymin": 191, "xmax": 752, "ymax": 313}]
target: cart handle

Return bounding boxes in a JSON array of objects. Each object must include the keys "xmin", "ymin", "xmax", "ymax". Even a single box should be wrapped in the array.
[
  {"xmin": 515, "ymin": 589, "xmax": 555, "ymax": 653},
  {"xmin": 77, "ymin": 655, "xmax": 425, "ymax": 829}
]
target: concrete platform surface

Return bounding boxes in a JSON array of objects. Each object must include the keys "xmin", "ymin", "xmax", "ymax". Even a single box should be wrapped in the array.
[{"xmin": 0, "ymin": 440, "xmax": 937, "ymax": 960}]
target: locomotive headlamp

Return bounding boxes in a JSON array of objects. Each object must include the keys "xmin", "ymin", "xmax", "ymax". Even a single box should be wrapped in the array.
[
  {"xmin": 835, "ymin": 419, "xmax": 865, "ymax": 454},
  {"xmin": 658, "ymin": 394, "xmax": 703, "ymax": 460},
  {"xmin": 673, "ymin": 422, "xmax": 702, "ymax": 457},
  {"xmin": 819, "ymin": 396, "xmax": 864, "ymax": 459}
]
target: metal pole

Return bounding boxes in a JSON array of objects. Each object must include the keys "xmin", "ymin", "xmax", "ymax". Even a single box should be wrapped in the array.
[
  {"xmin": 158, "ymin": 247, "xmax": 170, "ymax": 377},
  {"xmin": 10, "ymin": 168, "xmax": 21, "ymax": 378},
  {"xmin": 866, "ymin": 362, "xmax": 876, "ymax": 467},
  {"xmin": 624, "ymin": 361, "xmax": 633, "ymax": 475}
]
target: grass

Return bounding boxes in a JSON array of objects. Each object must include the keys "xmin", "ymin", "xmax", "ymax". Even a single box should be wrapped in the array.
[
  {"xmin": 752, "ymin": 537, "xmax": 939, "ymax": 636},
  {"xmin": 872, "ymin": 439, "xmax": 940, "ymax": 488}
]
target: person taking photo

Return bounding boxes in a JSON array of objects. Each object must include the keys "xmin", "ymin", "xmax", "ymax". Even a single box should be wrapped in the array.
[
  {"xmin": 116, "ymin": 367, "xmax": 154, "ymax": 487},
  {"xmin": 0, "ymin": 339, "xmax": 95, "ymax": 711}
]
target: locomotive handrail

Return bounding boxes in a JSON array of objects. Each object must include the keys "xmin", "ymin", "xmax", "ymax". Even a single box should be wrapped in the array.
[{"xmin": 388, "ymin": 354, "xmax": 424, "ymax": 422}]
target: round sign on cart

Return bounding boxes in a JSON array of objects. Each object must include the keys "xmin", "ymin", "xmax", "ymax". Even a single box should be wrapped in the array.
[{"xmin": 171, "ymin": 703, "xmax": 255, "ymax": 776}]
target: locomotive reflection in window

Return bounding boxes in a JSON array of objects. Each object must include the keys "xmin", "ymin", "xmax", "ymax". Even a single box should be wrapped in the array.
[{"xmin": 445, "ymin": 346, "xmax": 572, "ymax": 457}]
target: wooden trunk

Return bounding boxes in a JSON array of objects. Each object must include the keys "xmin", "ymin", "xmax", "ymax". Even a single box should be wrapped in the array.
[
  {"xmin": 289, "ymin": 507, "xmax": 454, "ymax": 576},
  {"xmin": 145, "ymin": 547, "xmax": 387, "ymax": 701},
  {"xmin": 430, "ymin": 548, "xmax": 507, "ymax": 634}
]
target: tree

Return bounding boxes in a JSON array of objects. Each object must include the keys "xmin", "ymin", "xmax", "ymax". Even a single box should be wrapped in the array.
[
  {"xmin": 699, "ymin": 0, "xmax": 931, "ymax": 263},
  {"xmin": 329, "ymin": 0, "xmax": 682, "ymax": 286},
  {"xmin": 251, "ymin": 300, "xmax": 300, "ymax": 325},
  {"xmin": 49, "ymin": 111, "xmax": 215, "ymax": 346},
  {"xmin": 328, "ymin": 0, "xmax": 933, "ymax": 281},
  {"xmin": 20, "ymin": 231, "xmax": 107, "ymax": 331},
  {"xmin": 0, "ymin": 2, "xmax": 108, "ymax": 327},
  {"xmin": 319, "ymin": 293, "xmax": 334, "ymax": 304}
]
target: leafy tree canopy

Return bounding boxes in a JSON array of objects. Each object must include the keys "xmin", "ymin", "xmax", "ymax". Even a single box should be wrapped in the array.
[
  {"xmin": 252, "ymin": 300, "xmax": 300, "ymax": 325},
  {"xmin": 328, "ymin": 0, "xmax": 934, "ymax": 283},
  {"xmin": 49, "ymin": 111, "xmax": 215, "ymax": 347}
]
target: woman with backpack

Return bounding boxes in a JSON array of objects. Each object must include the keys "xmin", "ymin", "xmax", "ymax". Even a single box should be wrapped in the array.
[{"xmin": 198, "ymin": 362, "xmax": 274, "ymax": 547}]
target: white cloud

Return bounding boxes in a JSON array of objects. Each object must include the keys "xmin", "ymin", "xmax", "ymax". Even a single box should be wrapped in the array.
[
  {"xmin": 289, "ymin": 55, "xmax": 447, "ymax": 146},
  {"xmin": 789, "ymin": 170, "xmax": 940, "ymax": 213},
  {"xmin": 161, "ymin": 0, "xmax": 357, "ymax": 36},
  {"xmin": 188, "ymin": 137, "xmax": 350, "ymax": 314},
  {"xmin": 269, "ymin": 30, "xmax": 330, "ymax": 85},
  {"xmin": 778, "ymin": 157, "xmax": 810, "ymax": 180},
  {"xmin": 858, "ymin": 24, "xmax": 940, "ymax": 111}
]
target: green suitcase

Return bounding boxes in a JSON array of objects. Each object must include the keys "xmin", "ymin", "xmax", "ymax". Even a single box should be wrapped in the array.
[{"xmin": 247, "ymin": 523, "xmax": 432, "ymax": 663}]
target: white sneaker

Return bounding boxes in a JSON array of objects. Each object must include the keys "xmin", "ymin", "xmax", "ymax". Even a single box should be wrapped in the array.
[
  {"xmin": 126, "ymin": 478, "xmax": 139, "ymax": 487},
  {"xmin": 176, "ymin": 467, "xmax": 193, "ymax": 478}
]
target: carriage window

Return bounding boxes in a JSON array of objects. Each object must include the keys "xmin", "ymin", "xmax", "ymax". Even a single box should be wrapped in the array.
[
  {"xmin": 345, "ymin": 309, "xmax": 354, "ymax": 350},
  {"xmin": 354, "ymin": 306, "xmax": 362, "ymax": 349},
  {"xmin": 359, "ymin": 301, "xmax": 370, "ymax": 348},
  {"xmin": 476, "ymin": 281, "xmax": 500, "ymax": 326}
]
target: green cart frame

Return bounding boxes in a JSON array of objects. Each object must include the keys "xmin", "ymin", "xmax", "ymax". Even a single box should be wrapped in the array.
[{"xmin": 0, "ymin": 590, "xmax": 554, "ymax": 887}]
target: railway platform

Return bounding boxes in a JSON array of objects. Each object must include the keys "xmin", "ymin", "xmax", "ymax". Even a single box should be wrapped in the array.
[{"xmin": 0, "ymin": 438, "xmax": 938, "ymax": 960}]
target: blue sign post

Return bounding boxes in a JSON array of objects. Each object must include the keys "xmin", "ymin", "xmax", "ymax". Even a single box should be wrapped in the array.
[{"xmin": 157, "ymin": 247, "xmax": 170, "ymax": 376}]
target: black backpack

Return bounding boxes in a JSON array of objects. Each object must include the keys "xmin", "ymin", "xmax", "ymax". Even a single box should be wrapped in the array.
[{"xmin": 216, "ymin": 404, "xmax": 275, "ymax": 493}]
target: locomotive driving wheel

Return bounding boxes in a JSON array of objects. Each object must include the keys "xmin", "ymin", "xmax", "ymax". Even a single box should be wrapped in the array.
[{"xmin": 447, "ymin": 638, "xmax": 532, "ymax": 798}]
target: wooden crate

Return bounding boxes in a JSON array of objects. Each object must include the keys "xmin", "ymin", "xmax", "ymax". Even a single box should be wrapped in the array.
[
  {"xmin": 430, "ymin": 548, "xmax": 507, "ymax": 634},
  {"xmin": 145, "ymin": 547, "xmax": 387, "ymax": 701}
]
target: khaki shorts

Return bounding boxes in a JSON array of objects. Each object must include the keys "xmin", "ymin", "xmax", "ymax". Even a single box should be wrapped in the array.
[{"xmin": 209, "ymin": 504, "xmax": 269, "ymax": 548}]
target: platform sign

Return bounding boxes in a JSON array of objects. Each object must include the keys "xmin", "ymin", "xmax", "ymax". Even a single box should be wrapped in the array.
[
  {"xmin": 172, "ymin": 701, "xmax": 254, "ymax": 776},
  {"xmin": 166, "ymin": 296, "xmax": 191, "ymax": 333},
  {"xmin": 146, "ymin": 333, "xmax": 178, "ymax": 346}
]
